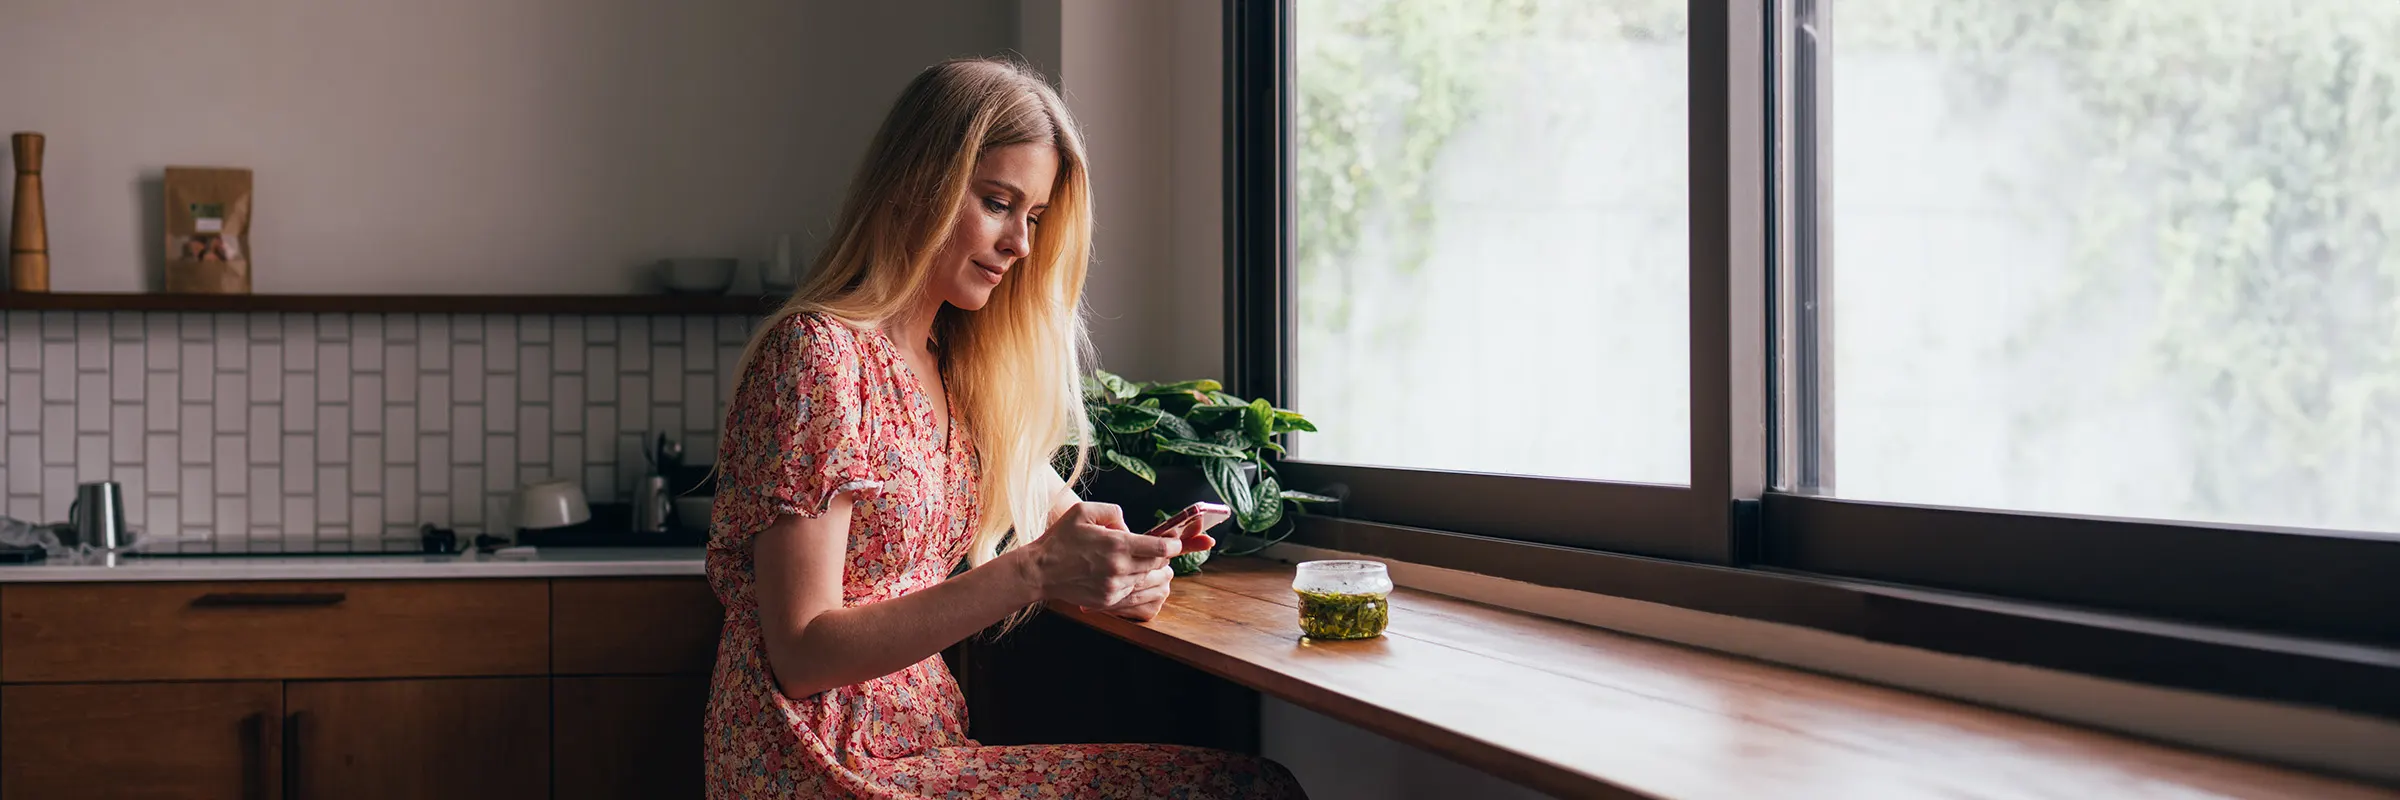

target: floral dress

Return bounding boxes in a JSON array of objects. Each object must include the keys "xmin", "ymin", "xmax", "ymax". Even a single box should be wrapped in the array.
[{"xmin": 706, "ymin": 312, "xmax": 1306, "ymax": 800}]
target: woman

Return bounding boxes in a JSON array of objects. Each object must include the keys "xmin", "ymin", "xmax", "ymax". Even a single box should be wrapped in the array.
[{"xmin": 705, "ymin": 58, "xmax": 1307, "ymax": 799}]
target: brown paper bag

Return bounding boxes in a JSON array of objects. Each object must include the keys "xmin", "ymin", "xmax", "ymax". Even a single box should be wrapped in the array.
[{"xmin": 163, "ymin": 167, "xmax": 253, "ymax": 294}]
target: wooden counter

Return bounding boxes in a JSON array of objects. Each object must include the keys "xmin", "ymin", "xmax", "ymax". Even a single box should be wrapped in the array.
[{"xmin": 1053, "ymin": 558, "xmax": 2392, "ymax": 800}]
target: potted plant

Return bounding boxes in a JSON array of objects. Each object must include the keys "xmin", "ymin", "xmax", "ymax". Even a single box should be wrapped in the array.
[{"xmin": 1070, "ymin": 370, "xmax": 1335, "ymax": 574}]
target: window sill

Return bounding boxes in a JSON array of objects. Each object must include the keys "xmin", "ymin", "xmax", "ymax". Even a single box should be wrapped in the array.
[
  {"xmin": 1280, "ymin": 516, "xmax": 2400, "ymax": 722},
  {"xmin": 1055, "ymin": 556, "xmax": 2389, "ymax": 799}
]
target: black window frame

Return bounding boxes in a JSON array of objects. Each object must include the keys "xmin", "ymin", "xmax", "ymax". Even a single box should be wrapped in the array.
[
  {"xmin": 1227, "ymin": 0, "xmax": 1766, "ymax": 566},
  {"xmin": 1226, "ymin": 0, "xmax": 2400, "ymax": 719}
]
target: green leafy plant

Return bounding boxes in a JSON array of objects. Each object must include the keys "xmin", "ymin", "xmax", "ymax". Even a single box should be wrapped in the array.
[{"xmin": 1075, "ymin": 370, "xmax": 1336, "ymax": 573}]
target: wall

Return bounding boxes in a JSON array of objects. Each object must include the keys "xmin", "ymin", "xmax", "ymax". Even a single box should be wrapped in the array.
[
  {"xmin": 1056, "ymin": 0, "xmax": 1171, "ymax": 380},
  {"xmin": 1043, "ymin": 0, "xmax": 1223, "ymax": 383},
  {"xmin": 0, "ymin": 309, "xmax": 741, "ymax": 550},
  {"xmin": 0, "ymin": 0, "xmax": 1016, "ymax": 294},
  {"xmin": 1263, "ymin": 698, "xmax": 1557, "ymax": 800}
]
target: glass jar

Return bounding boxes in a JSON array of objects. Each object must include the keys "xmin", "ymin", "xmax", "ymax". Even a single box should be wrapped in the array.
[{"xmin": 1292, "ymin": 560, "xmax": 1392, "ymax": 640}]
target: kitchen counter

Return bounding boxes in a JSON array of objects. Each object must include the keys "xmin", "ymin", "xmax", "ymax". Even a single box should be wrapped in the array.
[{"xmin": 0, "ymin": 547, "xmax": 706, "ymax": 582}]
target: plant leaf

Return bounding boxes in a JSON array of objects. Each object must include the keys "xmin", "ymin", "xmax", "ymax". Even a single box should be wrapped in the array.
[
  {"xmin": 1187, "ymin": 404, "xmax": 1249, "ymax": 426},
  {"xmin": 1280, "ymin": 490, "xmax": 1340, "ymax": 504},
  {"xmin": 1205, "ymin": 391, "xmax": 1249, "ymax": 407},
  {"xmin": 1153, "ymin": 409, "xmax": 1198, "ymax": 440},
  {"xmin": 1169, "ymin": 548, "xmax": 1211, "ymax": 576},
  {"xmin": 1103, "ymin": 450, "xmax": 1158, "ymax": 484},
  {"xmin": 1202, "ymin": 457, "xmax": 1255, "ymax": 521},
  {"xmin": 1107, "ymin": 405, "xmax": 1194, "ymax": 439},
  {"xmin": 1080, "ymin": 375, "xmax": 1110, "ymax": 401},
  {"xmin": 1103, "ymin": 405, "xmax": 1160, "ymax": 435},
  {"xmin": 1141, "ymin": 379, "xmax": 1223, "ymax": 395},
  {"xmin": 1155, "ymin": 437, "xmax": 1249, "ymax": 460},
  {"xmin": 1096, "ymin": 370, "xmax": 1141, "ymax": 400},
  {"xmin": 1272, "ymin": 410, "xmax": 1318, "ymax": 433},
  {"xmin": 1245, "ymin": 399, "xmax": 1277, "ymax": 445},
  {"xmin": 1238, "ymin": 476, "xmax": 1285, "ymax": 532}
]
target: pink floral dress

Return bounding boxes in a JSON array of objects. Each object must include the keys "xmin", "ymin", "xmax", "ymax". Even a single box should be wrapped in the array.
[{"xmin": 706, "ymin": 312, "xmax": 1306, "ymax": 799}]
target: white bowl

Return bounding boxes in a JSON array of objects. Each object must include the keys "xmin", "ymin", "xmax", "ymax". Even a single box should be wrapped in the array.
[
  {"xmin": 516, "ymin": 480, "xmax": 591, "ymax": 530},
  {"xmin": 658, "ymin": 258, "xmax": 737, "ymax": 294}
]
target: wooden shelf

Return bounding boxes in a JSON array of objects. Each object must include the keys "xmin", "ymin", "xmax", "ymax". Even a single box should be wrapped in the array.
[
  {"xmin": 1055, "ymin": 558, "xmax": 2381, "ymax": 800},
  {"xmin": 0, "ymin": 292, "xmax": 778, "ymax": 315}
]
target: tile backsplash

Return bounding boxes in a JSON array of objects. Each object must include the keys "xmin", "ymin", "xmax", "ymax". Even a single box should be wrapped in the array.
[{"xmin": 0, "ymin": 310, "xmax": 746, "ymax": 552}]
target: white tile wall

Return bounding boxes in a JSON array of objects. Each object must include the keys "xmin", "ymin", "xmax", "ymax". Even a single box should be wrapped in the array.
[{"xmin": 0, "ymin": 311, "xmax": 745, "ymax": 552}]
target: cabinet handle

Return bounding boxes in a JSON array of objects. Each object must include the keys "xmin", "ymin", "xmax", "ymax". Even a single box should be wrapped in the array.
[
  {"xmin": 192, "ymin": 592, "xmax": 347, "ymax": 608},
  {"xmin": 243, "ymin": 712, "xmax": 267, "ymax": 800},
  {"xmin": 283, "ymin": 710, "xmax": 305, "ymax": 800}
]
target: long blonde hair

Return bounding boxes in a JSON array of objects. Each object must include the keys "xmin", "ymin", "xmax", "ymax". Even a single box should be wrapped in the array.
[{"xmin": 732, "ymin": 58, "xmax": 1093, "ymax": 566}]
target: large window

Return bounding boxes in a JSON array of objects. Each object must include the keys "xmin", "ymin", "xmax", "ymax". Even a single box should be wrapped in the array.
[
  {"xmin": 1291, "ymin": 0, "xmax": 1691, "ymax": 484},
  {"xmin": 1231, "ymin": 0, "xmax": 2399, "ymax": 651},
  {"xmin": 1787, "ymin": 0, "xmax": 2400, "ymax": 537}
]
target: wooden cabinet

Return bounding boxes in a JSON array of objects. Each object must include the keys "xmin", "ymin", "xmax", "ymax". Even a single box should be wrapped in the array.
[
  {"xmin": 550, "ymin": 579, "xmax": 722, "ymax": 800},
  {"xmin": 552, "ymin": 578, "xmax": 724, "ymax": 675},
  {"xmin": 286, "ymin": 678, "xmax": 550, "ymax": 800},
  {"xmin": 554, "ymin": 675, "xmax": 711, "ymax": 800},
  {"xmin": 0, "ymin": 580, "xmax": 549, "ymax": 682},
  {"xmin": 0, "ymin": 576, "xmax": 724, "ymax": 800},
  {"xmin": 0, "ymin": 681, "xmax": 283, "ymax": 800}
]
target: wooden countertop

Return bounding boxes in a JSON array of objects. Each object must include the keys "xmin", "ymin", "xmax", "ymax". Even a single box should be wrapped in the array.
[{"xmin": 1053, "ymin": 557, "xmax": 2392, "ymax": 800}]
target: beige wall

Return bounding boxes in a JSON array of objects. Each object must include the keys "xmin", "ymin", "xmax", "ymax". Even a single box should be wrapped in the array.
[
  {"xmin": 0, "ymin": 0, "xmax": 1015, "ymax": 294},
  {"xmin": 1057, "ymin": 0, "xmax": 1171, "ymax": 380},
  {"xmin": 1046, "ymin": 0, "xmax": 1221, "ymax": 383}
]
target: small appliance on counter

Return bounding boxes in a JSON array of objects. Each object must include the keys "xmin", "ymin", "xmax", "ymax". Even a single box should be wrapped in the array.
[
  {"xmin": 514, "ymin": 433, "xmax": 708, "ymax": 547},
  {"xmin": 514, "ymin": 479, "xmax": 592, "ymax": 532},
  {"xmin": 67, "ymin": 480, "xmax": 136, "ymax": 552}
]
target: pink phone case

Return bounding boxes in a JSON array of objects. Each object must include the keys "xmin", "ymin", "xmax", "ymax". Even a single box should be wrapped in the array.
[{"xmin": 1146, "ymin": 501, "xmax": 1232, "ymax": 539}]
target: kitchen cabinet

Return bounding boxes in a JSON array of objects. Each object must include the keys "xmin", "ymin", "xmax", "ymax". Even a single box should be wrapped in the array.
[
  {"xmin": 0, "ymin": 681, "xmax": 283, "ymax": 800},
  {"xmin": 0, "ymin": 576, "xmax": 723, "ymax": 800},
  {"xmin": 554, "ymin": 675, "xmax": 711, "ymax": 800},
  {"xmin": 286, "ymin": 678, "xmax": 549, "ymax": 800},
  {"xmin": 551, "ymin": 578, "xmax": 724, "ymax": 675},
  {"xmin": 0, "ymin": 580, "xmax": 549, "ymax": 683}
]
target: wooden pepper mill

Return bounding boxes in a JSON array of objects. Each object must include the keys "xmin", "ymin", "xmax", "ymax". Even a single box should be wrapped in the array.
[{"xmin": 9, "ymin": 132, "xmax": 48, "ymax": 292}]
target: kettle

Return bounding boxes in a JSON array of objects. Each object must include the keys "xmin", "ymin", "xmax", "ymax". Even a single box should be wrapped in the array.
[
  {"xmin": 630, "ymin": 475, "xmax": 672, "ymax": 534},
  {"xmin": 67, "ymin": 481, "xmax": 134, "ymax": 551}
]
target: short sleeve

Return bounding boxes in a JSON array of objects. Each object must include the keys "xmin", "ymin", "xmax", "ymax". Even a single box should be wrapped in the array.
[{"xmin": 714, "ymin": 314, "xmax": 883, "ymax": 547}]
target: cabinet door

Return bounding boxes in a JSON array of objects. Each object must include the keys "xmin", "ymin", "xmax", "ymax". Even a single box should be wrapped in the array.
[
  {"xmin": 285, "ymin": 678, "xmax": 547, "ymax": 800},
  {"xmin": 553, "ymin": 675, "xmax": 710, "ymax": 800},
  {"xmin": 1, "ymin": 681, "xmax": 282, "ymax": 800}
]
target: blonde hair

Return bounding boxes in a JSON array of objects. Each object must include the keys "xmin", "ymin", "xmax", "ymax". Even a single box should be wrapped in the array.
[{"xmin": 732, "ymin": 57, "xmax": 1093, "ymax": 567}]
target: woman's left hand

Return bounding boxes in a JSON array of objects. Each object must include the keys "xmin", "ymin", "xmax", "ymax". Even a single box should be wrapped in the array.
[{"xmin": 1096, "ymin": 564, "xmax": 1175, "ymax": 622}]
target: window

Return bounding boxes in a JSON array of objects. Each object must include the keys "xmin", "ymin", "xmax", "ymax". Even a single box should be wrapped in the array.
[
  {"xmin": 1290, "ymin": 0, "xmax": 1691, "ymax": 485},
  {"xmin": 1229, "ymin": 0, "xmax": 2399, "ymax": 650},
  {"xmin": 1783, "ymin": 0, "xmax": 2400, "ymax": 538}
]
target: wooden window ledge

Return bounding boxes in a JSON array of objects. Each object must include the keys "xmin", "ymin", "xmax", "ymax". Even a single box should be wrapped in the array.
[{"xmin": 1051, "ymin": 557, "xmax": 2387, "ymax": 799}]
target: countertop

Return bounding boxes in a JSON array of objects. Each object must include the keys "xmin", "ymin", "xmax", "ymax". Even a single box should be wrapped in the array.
[
  {"xmin": 0, "ymin": 547, "xmax": 706, "ymax": 582},
  {"xmin": 1059, "ymin": 558, "xmax": 2388, "ymax": 800}
]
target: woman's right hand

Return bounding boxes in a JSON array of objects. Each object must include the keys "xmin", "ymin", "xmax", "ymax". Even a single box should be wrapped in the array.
[{"xmin": 1022, "ymin": 502, "xmax": 1184, "ymax": 608}]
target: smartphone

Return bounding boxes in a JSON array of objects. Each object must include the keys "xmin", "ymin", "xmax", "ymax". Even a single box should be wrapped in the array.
[{"xmin": 1143, "ymin": 501, "xmax": 1233, "ymax": 540}]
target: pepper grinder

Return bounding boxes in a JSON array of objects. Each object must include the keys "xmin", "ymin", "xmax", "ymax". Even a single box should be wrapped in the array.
[{"xmin": 8, "ymin": 132, "xmax": 48, "ymax": 293}]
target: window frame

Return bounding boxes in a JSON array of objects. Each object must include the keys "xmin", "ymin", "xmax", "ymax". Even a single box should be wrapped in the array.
[
  {"xmin": 1225, "ymin": 0, "xmax": 1767, "ymax": 565},
  {"xmin": 1227, "ymin": 0, "xmax": 2400, "ymax": 690}
]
